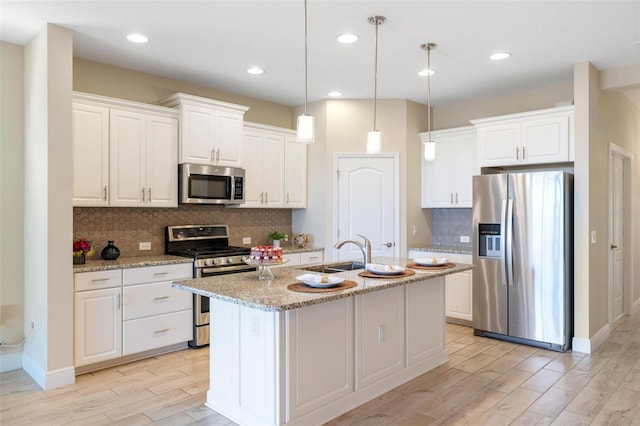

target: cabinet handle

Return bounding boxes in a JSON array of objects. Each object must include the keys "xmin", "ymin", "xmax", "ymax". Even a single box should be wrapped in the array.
[
  {"xmin": 103, "ymin": 186, "xmax": 107, "ymax": 201},
  {"xmin": 91, "ymin": 278, "xmax": 110, "ymax": 282},
  {"xmin": 147, "ymin": 188, "xmax": 151, "ymax": 201},
  {"xmin": 154, "ymin": 296, "xmax": 169, "ymax": 301},
  {"xmin": 455, "ymin": 193, "xmax": 459, "ymax": 204},
  {"xmin": 141, "ymin": 188, "xmax": 145, "ymax": 202},
  {"xmin": 450, "ymin": 193, "xmax": 453, "ymax": 204},
  {"xmin": 154, "ymin": 328, "xmax": 170, "ymax": 334},
  {"xmin": 153, "ymin": 272, "xmax": 169, "ymax": 276},
  {"xmin": 308, "ymin": 256, "xmax": 319, "ymax": 260},
  {"xmin": 522, "ymin": 146, "xmax": 526, "ymax": 159},
  {"xmin": 286, "ymin": 193, "xmax": 289, "ymax": 204},
  {"xmin": 516, "ymin": 147, "xmax": 519, "ymax": 160},
  {"xmin": 265, "ymin": 193, "xmax": 268, "ymax": 204},
  {"xmin": 216, "ymin": 149, "xmax": 220, "ymax": 163},
  {"xmin": 377, "ymin": 325, "xmax": 385, "ymax": 343},
  {"xmin": 116, "ymin": 293, "xmax": 120, "ymax": 310},
  {"xmin": 260, "ymin": 192, "xmax": 264, "ymax": 203},
  {"xmin": 210, "ymin": 149, "xmax": 215, "ymax": 164}
]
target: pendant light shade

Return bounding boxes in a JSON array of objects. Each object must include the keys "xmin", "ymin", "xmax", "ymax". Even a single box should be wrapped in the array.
[
  {"xmin": 422, "ymin": 42, "xmax": 437, "ymax": 161},
  {"xmin": 296, "ymin": 0, "xmax": 314, "ymax": 143},
  {"xmin": 367, "ymin": 15, "xmax": 385, "ymax": 154}
]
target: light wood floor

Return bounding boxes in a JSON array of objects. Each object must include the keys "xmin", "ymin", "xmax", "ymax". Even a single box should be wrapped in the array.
[{"xmin": 2, "ymin": 311, "xmax": 640, "ymax": 425}]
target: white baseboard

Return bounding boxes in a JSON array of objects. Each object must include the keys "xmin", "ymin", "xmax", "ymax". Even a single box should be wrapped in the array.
[
  {"xmin": 572, "ymin": 322, "xmax": 611, "ymax": 354},
  {"xmin": 22, "ymin": 353, "xmax": 75, "ymax": 390},
  {"xmin": 0, "ymin": 351, "xmax": 23, "ymax": 373}
]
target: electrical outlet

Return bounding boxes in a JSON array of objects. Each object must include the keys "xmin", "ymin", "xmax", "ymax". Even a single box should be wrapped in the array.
[
  {"xmin": 591, "ymin": 231, "xmax": 597, "ymax": 244},
  {"xmin": 242, "ymin": 237, "xmax": 251, "ymax": 244},
  {"xmin": 412, "ymin": 225, "xmax": 417, "ymax": 236},
  {"xmin": 139, "ymin": 242, "xmax": 151, "ymax": 251},
  {"xmin": 460, "ymin": 236, "xmax": 470, "ymax": 243}
]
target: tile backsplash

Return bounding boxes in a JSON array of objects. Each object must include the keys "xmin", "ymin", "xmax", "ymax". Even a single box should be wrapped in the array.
[
  {"xmin": 432, "ymin": 208, "xmax": 472, "ymax": 248},
  {"xmin": 74, "ymin": 206, "xmax": 292, "ymax": 259}
]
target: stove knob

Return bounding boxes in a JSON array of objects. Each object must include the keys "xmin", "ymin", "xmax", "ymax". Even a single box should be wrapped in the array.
[
  {"xmin": 214, "ymin": 258, "xmax": 223, "ymax": 265},
  {"xmin": 227, "ymin": 257, "xmax": 235, "ymax": 264},
  {"xmin": 204, "ymin": 259, "xmax": 213, "ymax": 267}
]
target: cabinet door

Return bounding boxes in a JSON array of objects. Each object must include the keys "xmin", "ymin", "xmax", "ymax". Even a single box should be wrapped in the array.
[
  {"xmin": 72, "ymin": 103, "xmax": 109, "ymax": 206},
  {"xmin": 285, "ymin": 136, "xmax": 307, "ymax": 208},
  {"xmin": 180, "ymin": 104, "xmax": 215, "ymax": 164},
  {"xmin": 300, "ymin": 250, "xmax": 323, "ymax": 265},
  {"xmin": 521, "ymin": 115, "xmax": 569, "ymax": 164},
  {"xmin": 477, "ymin": 124, "xmax": 520, "ymax": 167},
  {"xmin": 123, "ymin": 310, "xmax": 192, "ymax": 355},
  {"xmin": 145, "ymin": 115, "xmax": 178, "ymax": 207},
  {"xmin": 454, "ymin": 132, "xmax": 478, "ymax": 207},
  {"xmin": 406, "ymin": 278, "xmax": 446, "ymax": 366},
  {"xmin": 422, "ymin": 137, "xmax": 457, "ymax": 208},
  {"xmin": 240, "ymin": 131, "xmax": 266, "ymax": 207},
  {"xmin": 75, "ymin": 288, "xmax": 122, "ymax": 366},
  {"xmin": 110, "ymin": 109, "xmax": 146, "ymax": 207},
  {"xmin": 263, "ymin": 133, "xmax": 285, "ymax": 207},
  {"xmin": 355, "ymin": 286, "xmax": 405, "ymax": 390},
  {"xmin": 215, "ymin": 110, "xmax": 244, "ymax": 167},
  {"xmin": 445, "ymin": 270, "xmax": 473, "ymax": 322}
]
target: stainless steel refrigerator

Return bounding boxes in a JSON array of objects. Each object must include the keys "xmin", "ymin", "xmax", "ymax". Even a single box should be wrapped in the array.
[{"xmin": 472, "ymin": 171, "xmax": 573, "ymax": 352}]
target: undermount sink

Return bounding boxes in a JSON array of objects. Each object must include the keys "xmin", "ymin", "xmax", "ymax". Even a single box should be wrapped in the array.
[{"xmin": 302, "ymin": 261, "xmax": 366, "ymax": 274}]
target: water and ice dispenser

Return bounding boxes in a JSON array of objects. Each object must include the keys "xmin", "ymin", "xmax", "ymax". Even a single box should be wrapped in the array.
[{"xmin": 478, "ymin": 223, "xmax": 501, "ymax": 258}]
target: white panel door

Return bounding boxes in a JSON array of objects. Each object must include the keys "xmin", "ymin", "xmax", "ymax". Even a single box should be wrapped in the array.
[
  {"xmin": 146, "ymin": 115, "xmax": 178, "ymax": 207},
  {"xmin": 180, "ymin": 104, "xmax": 215, "ymax": 164},
  {"xmin": 241, "ymin": 131, "xmax": 266, "ymax": 207},
  {"xmin": 611, "ymin": 154, "xmax": 624, "ymax": 321},
  {"xmin": 72, "ymin": 103, "xmax": 110, "ymax": 206},
  {"xmin": 75, "ymin": 288, "xmax": 122, "ymax": 366},
  {"xmin": 284, "ymin": 136, "xmax": 307, "ymax": 208},
  {"xmin": 110, "ymin": 109, "xmax": 145, "ymax": 206},
  {"xmin": 263, "ymin": 133, "xmax": 285, "ymax": 207},
  {"xmin": 521, "ymin": 116, "xmax": 569, "ymax": 164},
  {"xmin": 336, "ymin": 155, "xmax": 398, "ymax": 260},
  {"xmin": 477, "ymin": 124, "xmax": 520, "ymax": 167},
  {"xmin": 215, "ymin": 110, "xmax": 244, "ymax": 167}
]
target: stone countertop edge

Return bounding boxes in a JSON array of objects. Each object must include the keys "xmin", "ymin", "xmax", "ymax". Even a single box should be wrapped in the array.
[
  {"xmin": 172, "ymin": 258, "xmax": 473, "ymax": 312},
  {"xmin": 409, "ymin": 246, "xmax": 472, "ymax": 255},
  {"xmin": 281, "ymin": 246, "xmax": 324, "ymax": 254},
  {"xmin": 73, "ymin": 255, "xmax": 193, "ymax": 272}
]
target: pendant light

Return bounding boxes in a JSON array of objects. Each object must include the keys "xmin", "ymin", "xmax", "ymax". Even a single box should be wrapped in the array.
[
  {"xmin": 422, "ymin": 42, "xmax": 437, "ymax": 161},
  {"xmin": 366, "ymin": 15, "xmax": 386, "ymax": 154},
  {"xmin": 296, "ymin": 0, "xmax": 314, "ymax": 143}
]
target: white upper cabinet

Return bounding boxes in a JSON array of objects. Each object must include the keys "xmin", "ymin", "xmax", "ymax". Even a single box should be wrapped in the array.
[
  {"xmin": 420, "ymin": 126, "xmax": 478, "ymax": 208},
  {"xmin": 72, "ymin": 103, "xmax": 110, "ymax": 206},
  {"xmin": 472, "ymin": 106, "xmax": 574, "ymax": 167},
  {"xmin": 72, "ymin": 92, "xmax": 179, "ymax": 208},
  {"xmin": 238, "ymin": 123, "xmax": 307, "ymax": 209},
  {"xmin": 160, "ymin": 93, "xmax": 249, "ymax": 167}
]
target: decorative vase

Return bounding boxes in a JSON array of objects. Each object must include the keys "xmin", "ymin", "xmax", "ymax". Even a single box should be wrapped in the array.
[
  {"xmin": 73, "ymin": 253, "xmax": 85, "ymax": 265},
  {"xmin": 101, "ymin": 240, "xmax": 120, "ymax": 260}
]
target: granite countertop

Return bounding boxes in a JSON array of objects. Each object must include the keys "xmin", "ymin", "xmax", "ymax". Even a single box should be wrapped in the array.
[
  {"xmin": 281, "ymin": 246, "xmax": 324, "ymax": 254},
  {"xmin": 173, "ymin": 257, "xmax": 473, "ymax": 312},
  {"xmin": 409, "ymin": 246, "xmax": 472, "ymax": 255},
  {"xmin": 73, "ymin": 255, "xmax": 193, "ymax": 273}
]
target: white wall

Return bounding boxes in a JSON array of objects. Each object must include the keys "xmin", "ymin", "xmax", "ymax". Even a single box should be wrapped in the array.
[
  {"xmin": 0, "ymin": 41, "xmax": 25, "ymax": 369},
  {"xmin": 22, "ymin": 23, "xmax": 74, "ymax": 389}
]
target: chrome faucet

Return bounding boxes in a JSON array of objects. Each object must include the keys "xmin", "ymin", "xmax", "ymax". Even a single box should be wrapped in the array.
[{"xmin": 334, "ymin": 234, "xmax": 372, "ymax": 264}]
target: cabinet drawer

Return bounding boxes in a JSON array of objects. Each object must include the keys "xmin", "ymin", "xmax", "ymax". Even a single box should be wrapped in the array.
[
  {"xmin": 123, "ymin": 281, "xmax": 193, "ymax": 320},
  {"xmin": 75, "ymin": 269, "xmax": 122, "ymax": 291},
  {"xmin": 300, "ymin": 251, "xmax": 323, "ymax": 265},
  {"xmin": 123, "ymin": 263, "xmax": 192, "ymax": 285},
  {"xmin": 123, "ymin": 310, "xmax": 192, "ymax": 355}
]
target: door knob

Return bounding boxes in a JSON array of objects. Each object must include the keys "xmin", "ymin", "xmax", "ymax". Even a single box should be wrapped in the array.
[
  {"xmin": 611, "ymin": 244, "xmax": 618, "ymax": 249},
  {"xmin": 384, "ymin": 242, "xmax": 393, "ymax": 247}
]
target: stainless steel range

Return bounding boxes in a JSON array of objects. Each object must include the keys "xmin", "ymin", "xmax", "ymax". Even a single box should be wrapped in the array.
[{"xmin": 165, "ymin": 224, "xmax": 255, "ymax": 347}]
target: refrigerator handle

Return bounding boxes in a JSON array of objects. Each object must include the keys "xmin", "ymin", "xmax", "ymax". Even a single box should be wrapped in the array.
[
  {"xmin": 500, "ymin": 199, "xmax": 508, "ymax": 286},
  {"xmin": 505, "ymin": 199, "xmax": 514, "ymax": 287}
]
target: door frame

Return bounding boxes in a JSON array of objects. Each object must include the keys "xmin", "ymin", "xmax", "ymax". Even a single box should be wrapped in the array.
[
  {"xmin": 608, "ymin": 143, "xmax": 634, "ymax": 324},
  {"xmin": 333, "ymin": 153, "xmax": 400, "ymax": 260}
]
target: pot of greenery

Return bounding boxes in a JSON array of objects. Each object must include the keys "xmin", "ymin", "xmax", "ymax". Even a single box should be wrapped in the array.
[{"xmin": 268, "ymin": 231, "xmax": 286, "ymax": 247}]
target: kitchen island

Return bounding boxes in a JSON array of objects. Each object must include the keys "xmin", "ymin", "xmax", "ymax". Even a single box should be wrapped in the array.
[{"xmin": 173, "ymin": 259, "xmax": 472, "ymax": 426}]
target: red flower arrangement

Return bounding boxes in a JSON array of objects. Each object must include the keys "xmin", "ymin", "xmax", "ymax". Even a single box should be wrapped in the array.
[{"xmin": 73, "ymin": 237, "xmax": 94, "ymax": 257}]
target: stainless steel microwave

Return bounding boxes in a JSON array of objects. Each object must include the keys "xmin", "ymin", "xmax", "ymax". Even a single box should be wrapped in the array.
[{"xmin": 179, "ymin": 164, "xmax": 245, "ymax": 205}]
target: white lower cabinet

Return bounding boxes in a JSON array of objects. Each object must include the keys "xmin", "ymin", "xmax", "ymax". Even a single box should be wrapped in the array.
[
  {"xmin": 74, "ymin": 263, "xmax": 192, "ymax": 369},
  {"xmin": 408, "ymin": 250, "xmax": 473, "ymax": 323},
  {"xmin": 207, "ymin": 276, "xmax": 447, "ymax": 426},
  {"xmin": 277, "ymin": 250, "xmax": 323, "ymax": 268}
]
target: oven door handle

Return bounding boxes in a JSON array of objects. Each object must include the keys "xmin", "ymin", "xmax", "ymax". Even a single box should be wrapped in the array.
[{"xmin": 200, "ymin": 265, "xmax": 256, "ymax": 275}]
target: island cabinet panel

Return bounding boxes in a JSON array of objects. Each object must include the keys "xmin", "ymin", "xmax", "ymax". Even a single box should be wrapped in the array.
[
  {"xmin": 285, "ymin": 298, "xmax": 354, "ymax": 421},
  {"xmin": 406, "ymin": 279, "xmax": 445, "ymax": 366},
  {"xmin": 355, "ymin": 286, "xmax": 405, "ymax": 390}
]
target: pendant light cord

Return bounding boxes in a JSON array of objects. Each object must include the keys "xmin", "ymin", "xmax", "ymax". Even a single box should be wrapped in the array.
[
  {"xmin": 427, "ymin": 44, "xmax": 431, "ymax": 141},
  {"xmin": 373, "ymin": 18, "xmax": 379, "ymax": 131},
  {"xmin": 303, "ymin": 0, "xmax": 308, "ymax": 115}
]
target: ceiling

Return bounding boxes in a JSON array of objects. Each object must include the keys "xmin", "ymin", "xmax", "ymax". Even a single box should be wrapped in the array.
[{"xmin": 2, "ymin": 1, "xmax": 639, "ymax": 107}]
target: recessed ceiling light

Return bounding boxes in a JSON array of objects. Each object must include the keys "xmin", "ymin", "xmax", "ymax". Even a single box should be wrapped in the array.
[
  {"xmin": 247, "ymin": 67, "xmax": 265, "ymax": 75},
  {"xmin": 328, "ymin": 91, "xmax": 343, "ymax": 97},
  {"xmin": 337, "ymin": 33, "xmax": 358, "ymax": 44},
  {"xmin": 126, "ymin": 33, "xmax": 149, "ymax": 43},
  {"xmin": 418, "ymin": 69, "xmax": 435, "ymax": 77},
  {"xmin": 490, "ymin": 52, "xmax": 511, "ymax": 61}
]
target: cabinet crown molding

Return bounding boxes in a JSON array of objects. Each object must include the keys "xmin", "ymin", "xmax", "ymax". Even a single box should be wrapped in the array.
[
  {"xmin": 469, "ymin": 105, "xmax": 574, "ymax": 126},
  {"xmin": 73, "ymin": 91, "xmax": 179, "ymax": 118},
  {"xmin": 419, "ymin": 125, "xmax": 475, "ymax": 142},
  {"xmin": 244, "ymin": 121, "xmax": 296, "ymax": 135},
  {"xmin": 160, "ymin": 92, "xmax": 250, "ymax": 114}
]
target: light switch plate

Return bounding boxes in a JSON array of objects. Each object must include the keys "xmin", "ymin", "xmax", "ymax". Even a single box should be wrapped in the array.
[
  {"xmin": 460, "ymin": 236, "xmax": 470, "ymax": 243},
  {"xmin": 139, "ymin": 242, "xmax": 151, "ymax": 250}
]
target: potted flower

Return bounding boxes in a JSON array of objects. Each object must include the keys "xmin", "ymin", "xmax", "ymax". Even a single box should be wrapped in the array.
[
  {"xmin": 73, "ymin": 237, "xmax": 94, "ymax": 264},
  {"xmin": 267, "ymin": 231, "xmax": 286, "ymax": 247}
]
